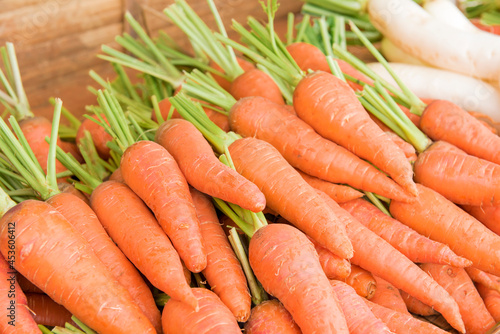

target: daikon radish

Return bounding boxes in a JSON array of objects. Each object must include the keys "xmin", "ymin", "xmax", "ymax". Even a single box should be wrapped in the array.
[
  {"xmin": 381, "ymin": 38, "xmax": 428, "ymax": 66},
  {"xmin": 423, "ymin": 0, "xmax": 479, "ymax": 32}
]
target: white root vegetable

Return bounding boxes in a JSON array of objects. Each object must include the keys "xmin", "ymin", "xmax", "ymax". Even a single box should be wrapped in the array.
[
  {"xmin": 368, "ymin": 62, "xmax": 500, "ymax": 122},
  {"xmin": 368, "ymin": 0, "xmax": 500, "ymax": 82},
  {"xmin": 423, "ymin": 0, "xmax": 479, "ymax": 32},
  {"xmin": 381, "ymin": 38, "xmax": 428, "ymax": 66}
]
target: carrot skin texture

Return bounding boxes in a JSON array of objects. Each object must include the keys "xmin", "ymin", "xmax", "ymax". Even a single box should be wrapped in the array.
[
  {"xmin": 26, "ymin": 293, "xmax": 74, "ymax": 327},
  {"xmin": 162, "ymin": 288, "xmax": 241, "ymax": 334},
  {"xmin": 228, "ymin": 137, "xmax": 353, "ymax": 259},
  {"xmin": 244, "ymin": 299, "xmax": 301, "ymax": 334},
  {"xmin": 76, "ymin": 114, "xmax": 112, "ymax": 160},
  {"xmin": 466, "ymin": 267, "xmax": 500, "ymax": 294},
  {"xmin": 343, "ymin": 264, "xmax": 376, "ymax": 300},
  {"xmin": 249, "ymin": 224, "xmax": 349, "ymax": 334},
  {"xmin": 477, "ymin": 283, "xmax": 500, "ymax": 322},
  {"xmin": 297, "ymin": 170, "xmax": 363, "ymax": 203},
  {"xmin": 462, "ymin": 204, "xmax": 500, "ymax": 235},
  {"xmin": 420, "ymin": 263, "xmax": 495, "ymax": 334},
  {"xmin": 370, "ymin": 276, "xmax": 410, "ymax": 315},
  {"xmin": 390, "ymin": 184, "xmax": 500, "ymax": 277},
  {"xmin": 330, "ymin": 280, "xmax": 393, "ymax": 334},
  {"xmin": 293, "ymin": 71, "xmax": 417, "ymax": 196},
  {"xmin": 229, "ymin": 69, "xmax": 285, "ymax": 105},
  {"xmin": 0, "ymin": 200, "xmax": 156, "ymax": 334},
  {"xmin": 17, "ymin": 273, "xmax": 44, "ymax": 294},
  {"xmin": 155, "ymin": 119, "xmax": 266, "ymax": 213},
  {"xmin": 109, "ymin": 167, "xmax": 124, "ymax": 182},
  {"xmin": 340, "ymin": 198, "xmax": 472, "ymax": 267},
  {"xmin": 399, "ymin": 290, "xmax": 438, "ymax": 316},
  {"xmin": 58, "ymin": 182, "xmax": 90, "ymax": 205},
  {"xmin": 91, "ymin": 181, "xmax": 197, "ymax": 312},
  {"xmin": 211, "ymin": 57, "xmax": 255, "ymax": 91},
  {"xmin": 308, "ymin": 236, "xmax": 351, "ymax": 280},
  {"xmin": 120, "ymin": 140, "xmax": 206, "ymax": 272}
]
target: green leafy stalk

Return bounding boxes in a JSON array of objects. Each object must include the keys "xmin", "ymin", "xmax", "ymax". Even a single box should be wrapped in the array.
[
  {"xmin": 303, "ymin": 0, "xmax": 367, "ymax": 16},
  {"xmin": 364, "ymin": 191, "xmax": 391, "ymax": 216},
  {"xmin": 71, "ymin": 317, "xmax": 97, "ymax": 334},
  {"xmin": 46, "ymin": 98, "xmax": 63, "ymax": 190},
  {"xmin": 155, "ymin": 293, "xmax": 171, "ymax": 307},
  {"xmin": 0, "ymin": 186, "xmax": 16, "ymax": 217}
]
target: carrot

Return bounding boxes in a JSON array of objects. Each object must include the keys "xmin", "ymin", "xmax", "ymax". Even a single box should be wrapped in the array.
[
  {"xmin": 189, "ymin": 187, "xmax": 251, "ymax": 321},
  {"xmin": 419, "ymin": 100, "xmax": 500, "ymax": 165},
  {"xmin": 414, "ymin": 141, "xmax": 500, "ymax": 206},
  {"xmin": 244, "ymin": 299, "xmax": 301, "ymax": 334},
  {"xmin": 211, "ymin": 57, "xmax": 255, "ymax": 91},
  {"xmin": 462, "ymin": 204, "xmax": 500, "ymax": 236},
  {"xmin": 330, "ymin": 280, "xmax": 393, "ymax": 334},
  {"xmin": 120, "ymin": 140, "xmax": 207, "ymax": 272},
  {"xmin": 161, "ymin": 288, "xmax": 241, "ymax": 334},
  {"xmin": 76, "ymin": 114, "xmax": 112, "ymax": 160},
  {"xmin": 370, "ymin": 276, "xmax": 410, "ymax": 315},
  {"xmin": 155, "ymin": 118, "xmax": 265, "ymax": 213},
  {"xmin": 26, "ymin": 293, "xmax": 74, "ymax": 327},
  {"xmin": 297, "ymin": 170, "xmax": 364, "ymax": 203},
  {"xmin": 249, "ymin": 223, "xmax": 349, "ymax": 334},
  {"xmin": 340, "ymin": 198, "xmax": 472, "ymax": 267},
  {"xmin": 58, "ymin": 141, "xmax": 84, "ymax": 163},
  {"xmin": 228, "ymin": 96, "xmax": 415, "ymax": 202},
  {"xmin": 420, "ymin": 263, "xmax": 496, "ymax": 334},
  {"xmin": 58, "ymin": 182, "xmax": 90, "ymax": 205},
  {"xmin": 228, "ymin": 137, "xmax": 353, "ymax": 259},
  {"xmin": 343, "ymin": 264, "xmax": 377, "ymax": 299},
  {"xmin": 109, "ymin": 167, "xmax": 124, "ymax": 182},
  {"xmin": 17, "ymin": 274, "xmax": 43, "ymax": 294},
  {"xmin": 307, "ymin": 235, "xmax": 351, "ymax": 280},
  {"xmin": 399, "ymin": 290, "xmax": 438, "ymax": 316},
  {"xmin": 293, "ymin": 71, "xmax": 418, "ymax": 196},
  {"xmin": 91, "ymin": 181, "xmax": 197, "ymax": 311},
  {"xmin": 390, "ymin": 183, "xmax": 500, "ymax": 276},
  {"xmin": 477, "ymin": 283, "xmax": 500, "ymax": 322},
  {"xmin": 466, "ymin": 267, "xmax": 500, "ymax": 294},
  {"xmin": 0, "ymin": 200, "xmax": 156, "ymax": 333},
  {"xmin": 229, "ymin": 69, "xmax": 285, "ymax": 105},
  {"xmin": 383, "ymin": 131, "xmax": 417, "ymax": 162}
]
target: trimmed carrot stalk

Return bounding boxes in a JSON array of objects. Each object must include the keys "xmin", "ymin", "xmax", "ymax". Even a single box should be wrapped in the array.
[
  {"xmin": 420, "ymin": 100, "xmax": 500, "ymax": 165},
  {"xmin": 120, "ymin": 140, "xmax": 207, "ymax": 273},
  {"xmin": 161, "ymin": 288, "xmax": 241, "ymax": 334},
  {"xmin": 58, "ymin": 182, "xmax": 90, "ymax": 205},
  {"xmin": 466, "ymin": 267, "xmax": 500, "ymax": 294},
  {"xmin": 340, "ymin": 198, "xmax": 472, "ymax": 267},
  {"xmin": 249, "ymin": 224, "xmax": 349, "ymax": 334},
  {"xmin": 47, "ymin": 192, "xmax": 162, "ymax": 332},
  {"xmin": 399, "ymin": 290, "xmax": 438, "ymax": 316},
  {"xmin": 76, "ymin": 114, "xmax": 112, "ymax": 160},
  {"xmin": 390, "ymin": 183, "xmax": 500, "ymax": 276},
  {"xmin": 0, "ymin": 256, "xmax": 40, "ymax": 334},
  {"xmin": 17, "ymin": 274, "xmax": 43, "ymax": 294},
  {"xmin": 228, "ymin": 137, "xmax": 353, "ymax": 259},
  {"xmin": 229, "ymin": 96, "xmax": 415, "ymax": 203},
  {"xmin": 297, "ymin": 170, "xmax": 363, "ymax": 203},
  {"xmin": 477, "ymin": 283, "xmax": 500, "ymax": 322},
  {"xmin": 155, "ymin": 119, "xmax": 266, "ymax": 213},
  {"xmin": 370, "ymin": 276, "xmax": 410, "ymax": 315},
  {"xmin": 293, "ymin": 71, "xmax": 417, "ymax": 196},
  {"xmin": 420, "ymin": 263, "xmax": 496, "ymax": 334},
  {"xmin": 189, "ymin": 188, "xmax": 251, "ymax": 322},
  {"xmin": 211, "ymin": 57, "xmax": 255, "ymax": 91},
  {"xmin": 365, "ymin": 300, "xmax": 448, "ymax": 334},
  {"xmin": 462, "ymin": 204, "xmax": 500, "ymax": 236},
  {"xmin": 330, "ymin": 280, "xmax": 393, "ymax": 334},
  {"xmin": 109, "ymin": 167, "xmax": 124, "ymax": 182},
  {"xmin": 229, "ymin": 69, "xmax": 285, "ymax": 105},
  {"xmin": 26, "ymin": 293, "xmax": 74, "ymax": 327},
  {"xmin": 0, "ymin": 200, "xmax": 156, "ymax": 333},
  {"xmin": 343, "ymin": 264, "xmax": 377, "ymax": 299},
  {"xmin": 90, "ymin": 181, "xmax": 197, "ymax": 311},
  {"xmin": 244, "ymin": 299, "xmax": 301, "ymax": 334},
  {"xmin": 414, "ymin": 141, "xmax": 500, "ymax": 206},
  {"xmin": 59, "ymin": 141, "xmax": 84, "ymax": 163},
  {"xmin": 307, "ymin": 235, "xmax": 351, "ymax": 280}
]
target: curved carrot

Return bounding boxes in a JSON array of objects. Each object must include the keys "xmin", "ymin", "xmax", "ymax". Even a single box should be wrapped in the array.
[
  {"xmin": 228, "ymin": 137, "xmax": 353, "ymax": 259},
  {"xmin": 120, "ymin": 140, "xmax": 206, "ymax": 272},
  {"xmin": 90, "ymin": 181, "xmax": 197, "ymax": 311},
  {"xmin": 390, "ymin": 183, "xmax": 500, "ymax": 276},
  {"xmin": 76, "ymin": 114, "xmax": 112, "ymax": 160},
  {"xmin": 466, "ymin": 267, "xmax": 500, "ymax": 294},
  {"xmin": 211, "ymin": 57, "xmax": 255, "ymax": 91},
  {"xmin": 228, "ymin": 96, "xmax": 414, "ymax": 202},
  {"xmin": 249, "ymin": 223, "xmax": 349, "ymax": 334},
  {"xmin": 307, "ymin": 235, "xmax": 351, "ymax": 280},
  {"xmin": 155, "ymin": 119, "xmax": 266, "ymax": 213},
  {"xmin": 343, "ymin": 264, "xmax": 376, "ymax": 300},
  {"xmin": 370, "ymin": 276, "xmax": 410, "ymax": 315},
  {"xmin": 229, "ymin": 69, "xmax": 285, "ymax": 105},
  {"xmin": 297, "ymin": 170, "xmax": 363, "ymax": 203},
  {"xmin": 26, "ymin": 293, "xmax": 74, "ymax": 327},
  {"xmin": 399, "ymin": 290, "xmax": 438, "ymax": 316},
  {"xmin": 293, "ymin": 71, "xmax": 417, "ymax": 196},
  {"xmin": 161, "ymin": 288, "xmax": 241, "ymax": 334},
  {"xmin": 47, "ymin": 192, "xmax": 162, "ymax": 332},
  {"xmin": 244, "ymin": 299, "xmax": 301, "ymax": 334},
  {"xmin": 340, "ymin": 198, "xmax": 472, "ymax": 267},
  {"xmin": 477, "ymin": 283, "xmax": 500, "ymax": 322},
  {"xmin": 462, "ymin": 204, "xmax": 500, "ymax": 235},
  {"xmin": 189, "ymin": 187, "xmax": 251, "ymax": 321},
  {"xmin": 0, "ymin": 200, "xmax": 156, "ymax": 333}
]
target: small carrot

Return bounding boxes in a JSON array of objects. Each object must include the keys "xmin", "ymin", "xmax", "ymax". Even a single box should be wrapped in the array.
[
  {"xmin": 370, "ymin": 276, "xmax": 410, "ymax": 315},
  {"xmin": 297, "ymin": 170, "xmax": 363, "ymax": 203},
  {"xmin": 109, "ymin": 167, "xmax": 124, "ymax": 182},
  {"xmin": 211, "ymin": 57, "xmax": 255, "ymax": 91},
  {"xmin": 26, "ymin": 293, "xmax": 74, "ymax": 327},
  {"xmin": 76, "ymin": 114, "xmax": 113, "ymax": 160},
  {"xmin": 343, "ymin": 264, "xmax": 376, "ymax": 300},
  {"xmin": 477, "ymin": 283, "xmax": 500, "ymax": 322},
  {"xmin": 462, "ymin": 204, "xmax": 500, "ymax": 236},
  {"xmin": 466, "ymin": 267, "xmax": 500, "ymax": 294},
  {"xmin": 229, "ymin": 69, "xmax": 285, "ymax": 105},
  {"xmin": 307, "ymin": 235, "xmax": 351, "ymax": 280},
  {"xmin": 244, "ymin": 299, "xmax": 301, "ymax": 334},
  {"xmin": 399, "ymin": 290, "xmax": 438, "ymax": 316}
]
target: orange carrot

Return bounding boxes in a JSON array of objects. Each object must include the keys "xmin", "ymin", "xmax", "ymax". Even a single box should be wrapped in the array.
[
  {"xmin": 249, "ymin": 223, "xmax": 349, "ymax": 333},
  {"xmin": 477, "ymin": 283, "xmax": 500, "ymax": 322},
  {"xmin": 109, "ymin": 167, "xmax": 124, "ymax": 182},
  {"xmin": 420, "ymin": 263, "xmax": 496, "ymax": 334},
  {"xmin": 155, "ymin": 119, "xmax": 266, "ymax": 213},
  {"xmin": 384, "ymin": 131, "xmax": 417, "ymax": 162},
  {"xmin": 26, "ymin": 293, "xmax": 74, "ymax": 327},
  {"xmin": 17, "ymin": 274, "xmax": 43, "ymax": 294},
  {"xmin": 466, "ymin": 267, "xmax": 500, "ymax": 294},
  {"xmin": 0, "ymin": 200, "xmax": 156, "ymax": 333},
  {"xmin": 340, "ymin": 198, "xmax": 472, "ymax": 267},
  {"xmin": 370, "ymin": 276, "xmax": 410, "ymax": 315},
  {"xmin": 161, "ymin": 288, "xmax": 241, "ymax": 334},
  {"xmin": 307, "ymin": 235, "xmax": 351, "ymax": 280},
  {"xmin": 244, "ymin": 299, "xmax": 301, "ymax": 334},
  {"xmin": 330, "ymin": 280, "xmax": 393, "ymax": 334},
  {"xmin": 297, "ymin": 170, "xmax": 364, "ymax": 203},
  {"xmin": 58, "ymin": 141, "xmax": 84, "ymax": 163},
  {"xmin": 58, "ymin": 182, "xmax": 90, "ymax": 205},
  {"xmin": 343, "ymin": 264, "xmax": 377, "ymax": 300},
  {"xmin": 293, "ymin": 71, "xmax": 417, "ymax": 196},
  {"xmin": 462, "ymin": 204, "xmax": 500, "ymax": 235},
  {"xmin": 211, "ymin": 57, "xmax": 255, "ymax": 91},
  {"xmin": 390, "ymin": 183, "xmax": 500, "ymax": 276},
  {"xmin": 76, "ymin": 114, "xmax": 112, "ymax": 160},
  {"xmin": 399, "ymin": 290, "xmax": 438, "ymax": 316},
  {"xmin": 229, "ymin": 69, "xmax": 285, "ymax": 105},
  {"xmin": 120, "ymin": 140, "xmax": 207, "ymax": 272}
]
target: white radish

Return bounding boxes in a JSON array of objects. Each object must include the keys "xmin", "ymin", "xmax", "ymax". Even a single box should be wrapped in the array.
[
  {"xmin": 423, "ymin": 0, "xmax": 479, "ymax": 32},
  {"xmin": 368, "ymin": 62, "xmax": 500, "ymax": 122},
  {"xmin": 381, "ymin": 38, "xmax": 428, "ymax": 66}
]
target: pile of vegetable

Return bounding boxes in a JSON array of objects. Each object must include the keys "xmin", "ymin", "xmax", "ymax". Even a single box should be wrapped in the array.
[{"xmin": 1, "ymin": 0, "xmax": 500, "ymax": 333}]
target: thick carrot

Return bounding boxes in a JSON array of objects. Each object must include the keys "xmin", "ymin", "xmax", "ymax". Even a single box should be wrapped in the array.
[
  {"xmin": 189, "ymin": 187, "xmax": 251, "ymax": 321},
  {"xmin": 228, "ymin": 96, "xmax": 415, "ymax": 202},
  {"xmin": 466, "ymin": 267, "xmax": 500, "ymax": 294},
  {"xmin": 244, "ymin": 299, "xmax": 301, "ymax": 334},
  {"xmin": 293, "ymin": 71, "xmax": 417, "ymax": 196},
  {"xmin": 419, "ymin": 100, "xmax": 500, "ymax": 165},
  {"xmin": 399, "ymin": 290, "xmax": 438, "ymax": 316},
  {"xmin": 307, "ymin": 235, "xmax": 351, "ymax": 280},
  {"xmin": 90, "ymin": 181, "xmax": 197, "ymax": 311},
  {"xmin": 390, "ymin": 183, "xmax": 500, "ymax": 276},
  {"xmin": 370, "ymin": 276, "xmax": 410, "ymax": 315},
  {"xmin": 297, "ymin": 170, "xmax": 363, "ymax": 203},
  {"xmin": 109, "ymin": 167, "xmax": 124, "ymax": 182},
  {"xmin": 0, "ymin": 200, "xmax": 156, "ymax": 333},
  {"xmin": 249, "ymin": 223, "xmax": 349, "ymax": 334},
  {"xmin": 211, "ymin": 57, "xmax": 255, "ymax": 91},
  {"xmin": 462, "ymin": 204, "xmax": 500, "ymax": 235},
  {"xmin": 26, "ymin": 293, "xmax": 74, "ymax": 327},
  {"xmin": 343, "ymin": 264, "xmax": 377, "ymax": 299},
  {"xmin": 229, "ymin": 69, "xmax": 285, "ymax": 105},
  {"xmin": 47, "ymin": 192, "xmax": 162, "ymax": 332},
  {"xmin": 420, "ymin": 263, "xmax": 496, "ymax": 334},
  {"xmin": 228, "ymin": 137, "xmax": 353, "ymax": 259},
  {"xmin": 120, "ymin": 140, "xmax": 207, "ymax": 272},
  {"xmin": 340, "ymin": 198, "xmax": 472, "ymax": 267},
  {"xmin": 477, "ymin": 283, "xmax": 500, "ymax": 322},
  {"xmin": 414, "ymin": 141, "xmax": 500, "ymax": 206},
  {"xmin": 17, "ymin": 274, "xmax": 43, "ymax": 294},
  {"xmin": 155, "ymin": 119, "xmax": 266, "ymax": 213},
  {"xmin": 76, "ymin": 114, "xmax": 112, "ymax": 160},
  {"xmin": 161, "ymin": 288, "xmax": 241, "ymax": 334},
  {"xmin": 330, "ymin": 280, "xmax": 393, "ymax": 334}
]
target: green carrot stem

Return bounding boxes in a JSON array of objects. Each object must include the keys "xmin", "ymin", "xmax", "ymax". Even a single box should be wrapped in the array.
[
  {"xmin": 327, "ymin": 56, "xmax": 346, "ymax": 81},
  {"xmin": 55, "ymin": 145, "xmax": 101, "ymax": 190},
  {"xmin": 46, "ymin": 98, "xmax": 63, "ymax": 190},
  {"xmin": 294, "ymin": 14, "xmax": 311, "ymax": 43},
  {"xmin": 364, "ymin": 191, "xmax": 391, "ymax": 216},
  {"xmin": 111, "ymin": 63, "xmax": 142, "ymax": 102},
  {"xmin": 481, "ymin": 10, "xmax": 500, "ymax": 25},
  {"xmin": 38, "ymin": 325, "xmax": 52, "ymax": 334},
  {"xmin": 301, "ymin": 4, "xmax": 375, "ymax": 31},
  {"xmin": 359, "ymin": 97, "xmax": 408, "ymax": 141},
  {"xmin": 64, "ymin": 324, "xmax": 85, "ymax": 334},
  {"xmin": 56, "ymin": 170, "xmax": 74, "ymax": 178},
  {"xmin": 213, "ymin": 198, "xmax": 254, "ymax": 237},
  {"xmin": 287, "ymin": 12, "xmax": 295, "ymax": 45},
  {"xmin": 319, "ymin": 17, "xmax": 333, "ymax": 57},
  {"xmin": 49, "ymin": 97, "xmax": 81, "ymax": 129},
  {"xmin": 257, "ymin": 65, "xmax": 293, "ymax": 104},
  {"xmin": 5, "ymin": 43, "xmax": 31, "ymax": 119},
  {"xmin": 155, "ymin": 293, "xmax": 171, "ymax": 307},
  {"xmin": 0, "ymin": 186, "xmax": 16, "ymax": 216},
  {"xmin": 151, "ymin": 95, "xmax": 164, "ymax": 125},
  {"xmin": 71, "ymin": 317, "xmax": 96, "ymax": 334},
  {"xmin": 194, "ymin": 273, "xmax": 207, "ymax": 288},
  {"xmin": 304, "ymin": 0, "xmax": 366, "ymax": 16}
]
